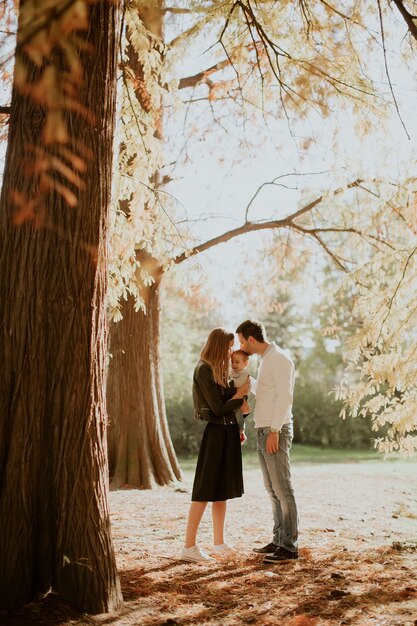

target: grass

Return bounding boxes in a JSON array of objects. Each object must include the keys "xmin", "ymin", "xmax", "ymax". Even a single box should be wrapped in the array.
[
  {"xmin": 178, "ymin": 444, "xmax": 381, "ymax": 472},
  {"xmin": 269, "ymin": 444, "xmax": 380, "ymax": 464}
]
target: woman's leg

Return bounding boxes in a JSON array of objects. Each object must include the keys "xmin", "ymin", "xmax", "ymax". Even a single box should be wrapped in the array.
[
  {"xmin": 212, "ymin": 500, "xmax": 227, "ymax": 545},
  {"xmin": 185, "ymin": 501, "xmax": 207, "ymax": 547}
]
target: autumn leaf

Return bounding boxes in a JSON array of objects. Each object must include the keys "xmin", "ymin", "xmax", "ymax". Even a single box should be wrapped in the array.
[
  {"xmin": 289, "ymin": 616, "xmax": 318, "ymax": 626},
  {"xmin": 10, "ymin": 190, "xmax": 36, "ymax": 225},
  {"xmin": 40, "ymin": 174, "xmax": 78, "ymax": 207},
  {"xmin": 43, "ymin": 110, "xmax": 69, "ymax": 145},
  {"xmin": 23, "ymin": 29, "xmax": 52, "ymax": 66},
  {"xmin": 58, "ymin": 146, "xmax": 87, "ymax": 172}
]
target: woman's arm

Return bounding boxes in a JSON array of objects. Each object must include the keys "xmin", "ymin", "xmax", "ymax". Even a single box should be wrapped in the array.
[{"xmin": 196, "ymin": 363, "xmax": 243, "ymax": 417}]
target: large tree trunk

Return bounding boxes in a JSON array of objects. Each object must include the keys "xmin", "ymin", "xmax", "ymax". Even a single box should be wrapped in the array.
[
  {"xmin": 0, "ymin": 1, "xmax": 123, "ymax": 613},
  {"xmin": 107, "ymin": 1, "xmax": 181, "ymax": 489},
  {"xmin": 107, "ymin": 272, "xmax": 181, "ymax": 489}
]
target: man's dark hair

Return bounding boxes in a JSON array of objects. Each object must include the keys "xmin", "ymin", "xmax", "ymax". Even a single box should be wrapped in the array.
[{"xmin": 235, "ymin": 320, "xmax": 266, "ymax": 343}]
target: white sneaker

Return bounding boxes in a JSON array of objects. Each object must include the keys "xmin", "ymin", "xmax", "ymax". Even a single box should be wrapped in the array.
[
  {"xmin": 212, "ymin": 542, "xmax": 236, "ymax": 554},
  {"xmin": 181, "ymin": 545, "xmax": 214, "ymax": 562}
]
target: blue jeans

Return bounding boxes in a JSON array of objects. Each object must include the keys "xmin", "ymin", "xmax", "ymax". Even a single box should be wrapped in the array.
[{"xmin": 257, "ymin": 424, "xmax": 298, "ymax": 552}]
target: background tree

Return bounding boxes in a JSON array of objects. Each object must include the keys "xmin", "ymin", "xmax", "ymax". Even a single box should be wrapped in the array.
[
  {"xmin": 161, "ymin": 239, "xmax": 403, "ymax": 457},
  {"xmin": 161, "ymin": 278, "xmax": 225, "ymax": 456},
  {"xmin": 0, "ymin": 0, "xmax": 123, "ymax": 612},
  {"xmin": 106, "ymin": 1, "xmax": 183, "ymax": 489},
  {"xmin": 293, "ymin": 276, "xmax": 375, "ymax": 449},
  {"xmin": 335, "ymin": 181, "xmax": 417, "ymax": 453},
  {"xmin": 106, "ymin": 0, "xmax": 417, "ymax": 488}
]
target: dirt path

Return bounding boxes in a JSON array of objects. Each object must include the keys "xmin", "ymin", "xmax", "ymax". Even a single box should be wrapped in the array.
[
  {"xmin": 107, "ymin": 460, "xmax": 417, "ymax": 626},
  {"xmin": 3, "ymin": 460, "xmax": 417, "ymax": 626}
]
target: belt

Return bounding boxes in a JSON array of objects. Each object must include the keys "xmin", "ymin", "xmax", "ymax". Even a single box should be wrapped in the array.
[{"xmin": 198, "ymin": 407, "xmax": 236, "ymax": 426}]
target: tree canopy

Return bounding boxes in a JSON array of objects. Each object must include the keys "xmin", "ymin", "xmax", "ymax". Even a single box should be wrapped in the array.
[{"xmin": 1, "ymin": 1, "xmax": 417, "ymax": 467}]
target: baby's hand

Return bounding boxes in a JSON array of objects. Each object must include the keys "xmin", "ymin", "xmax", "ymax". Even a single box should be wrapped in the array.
[{"xmin": 241, "ymin": 400, "xmax": 250, "ymax": 414}]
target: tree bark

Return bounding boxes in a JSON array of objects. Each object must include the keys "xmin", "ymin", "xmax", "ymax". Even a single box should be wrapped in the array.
[
  {"xmin": 107, "ymin": 269, "xmax": 181, "ymax": 489},
  {"xmin": 107, "ymin": 0, "xmax": 181, "ymax": 489},
  {"xmin": 0, "ymin": 1, "xmax": 123, "ymax": 613}
]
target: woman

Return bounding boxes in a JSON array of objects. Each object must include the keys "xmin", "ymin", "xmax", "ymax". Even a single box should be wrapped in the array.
[{"xmin": 181, "ymin": 328, "xmax": 250, "ymax": 562}]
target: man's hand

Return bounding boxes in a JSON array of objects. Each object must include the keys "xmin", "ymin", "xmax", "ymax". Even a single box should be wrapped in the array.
[{"xmin": 266, "ymin": 431, "xmax": 279, "ymax": 454}]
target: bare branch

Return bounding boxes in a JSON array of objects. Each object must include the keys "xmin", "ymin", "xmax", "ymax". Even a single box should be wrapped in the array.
[
  {"xmin": 244, "ymin": 171, "xmax": 331, "ymax": 222},
  {"xmin": 310, "ymin": 231, "xmax": 350, "ymax": 272},
  {"xmin": 162, "ymin": 7, "xmax": 193, "ymax": 14},
  {"xmin": 160, "ymin": 176, "xmax": 401, "ymax": 283},
  {"xmin": 288, "ymin": 179, "xmax": 364, "ymax": 222},
  {"xmin": 0, "ymin": 106, "xmax": 11, "ymax": 114},
  {"xmin": 164, "ymin": 3, "xmax": 226, "ymax": 16},
  {"xmin": 168, "ymin": 2, "xmax": 229, "ymax": 47},
  {"xmin": 166, "ymin": 179, "xmax": 378, "ymax": 272},
  {"xmin": 391, "ymin": 0, "xmax": 417, "ymax": 41},
  {"xmin": 178, "ymin": 59, "xmax": 230, "ymax": 90},
  {"xmin": 376, "ymin": 245, "xmax": 417, "ymax": 342},
  {"xmin": 171, "ymin": 217, "xmax": 291, "ymax": 267},
  {"xmin": 317, "ymin": 0, "xmax": 368, "ymax": 29},
  {"xmin": 377, "ymin": 0, "xmax": 410, "ymax": 139}
]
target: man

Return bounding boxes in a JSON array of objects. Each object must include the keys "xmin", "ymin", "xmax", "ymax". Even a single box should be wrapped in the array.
[{"xmin": 236, "ymin": 319, "xmax": 299, "ymax": 562}]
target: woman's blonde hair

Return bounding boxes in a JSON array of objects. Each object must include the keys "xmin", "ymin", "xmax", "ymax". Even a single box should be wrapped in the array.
[{"xmin": 201, "ymin": 328, "xmax": 234, "ymax": 387}]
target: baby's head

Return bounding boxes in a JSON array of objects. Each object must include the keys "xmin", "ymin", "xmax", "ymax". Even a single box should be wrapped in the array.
[{"xmin": 231, "ymin": 349, "xmax": 249, "ymax": 372}]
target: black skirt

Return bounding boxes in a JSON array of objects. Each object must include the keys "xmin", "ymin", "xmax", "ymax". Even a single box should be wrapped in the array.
[{"xmin": 191, "ymin": 422, "xmax": 244, "ymax": 502}]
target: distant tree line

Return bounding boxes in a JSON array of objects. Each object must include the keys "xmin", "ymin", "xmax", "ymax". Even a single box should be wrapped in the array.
[{"xmin": 161, "ymin": 281, "xmax": 375, "ymax": 457}]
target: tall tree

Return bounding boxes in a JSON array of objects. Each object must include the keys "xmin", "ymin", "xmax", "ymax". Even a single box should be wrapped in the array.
[
  {"xmin": 106, "ymin": 0, "xmax": 381, "ymax": 488},
  {"xmin": 0, "ymin": 0, "xmax": 123, "ymax": 612},
  {"xmin": 106, "ymin": 1, "xmax": 182, "ymax": 488},
  {"xmin": 107, "ymin": 0, "xmax": 416, "ymax": 487}
]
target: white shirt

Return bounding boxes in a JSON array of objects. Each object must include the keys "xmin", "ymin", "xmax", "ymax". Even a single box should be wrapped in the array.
[{"xmin": 251, "ymin": 342, "xmax": 295, "ymax": 430}]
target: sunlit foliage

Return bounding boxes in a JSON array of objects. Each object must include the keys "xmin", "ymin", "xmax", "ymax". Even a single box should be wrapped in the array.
[
  {"xmin": 1, "ymin": 1, "xmax": 416, "ymax": 452},
  {"xmin": 335, "ymin": 180, "xmax": 417, "ymax": 453}
]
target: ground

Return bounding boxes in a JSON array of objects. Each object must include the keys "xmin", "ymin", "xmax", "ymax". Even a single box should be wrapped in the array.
[{"xmin": 2, "ymin": 456, "xmax": 417, "ymax": 626}]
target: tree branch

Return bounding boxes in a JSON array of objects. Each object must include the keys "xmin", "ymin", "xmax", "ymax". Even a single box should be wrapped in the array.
[
  {"xmin": 376, "ymin": 245, "xmax": 417, "ymax": 343},
  {"xmin": 163, "ymin": 3, "xmax": 224, "ymax": 16},
  {"xmin": 310, "ymin": 231, "xmax": 349, "ymax": 272},
  {"xmin": 0, "ymin": 106, "xmax": 11, "ymax": 114},
  {"xmin": 391, "ymin": 0, "xmax": 417, "ymax": 41},
  {"xmin": 171, "ymin": 217, "xmax": 291, "ymax": 267},
  {"xmin": 377, "ymin": 0, "xmax": 410, "ymax": 139},
  {"xmin": 289, "ymin": 179, "xmax": 364, "ymax": 222},
  {"xmin": 162, "ymin": 7, "xmax": 193, "ymax": 14},
  {"xmin": 165, "ymin": 179, "xmax": 374, "ymax": 272},
  {"xmin": 178, "ymin": 59, "xmax": 231, "ymax": 89},
  {"xmin": 168, "ymin": 4, "xmax": 226, "ymax": 48}
]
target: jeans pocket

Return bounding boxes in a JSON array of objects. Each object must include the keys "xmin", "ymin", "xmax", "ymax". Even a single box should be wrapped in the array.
[
  {"xmin": 279, "ymin": 426, "xmax": 293, "ymax": 453},
  {"xmin": 257, "ymin": 429, "xmax": 269, "ymax": 453}
]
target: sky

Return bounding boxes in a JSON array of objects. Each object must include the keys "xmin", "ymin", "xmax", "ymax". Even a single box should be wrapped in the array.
[
  {"xmin": 1, "ymin": 5, "xmax": 416, "ymax": 330},
  {"xmin": 161, "ymin": 11, "xmax": 417, "ymax": 327}
]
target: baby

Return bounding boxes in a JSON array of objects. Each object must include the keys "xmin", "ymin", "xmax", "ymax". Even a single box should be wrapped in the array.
[{"xmin": 230, "ymin": 349, "xmax": 251, "ymax": 444}]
